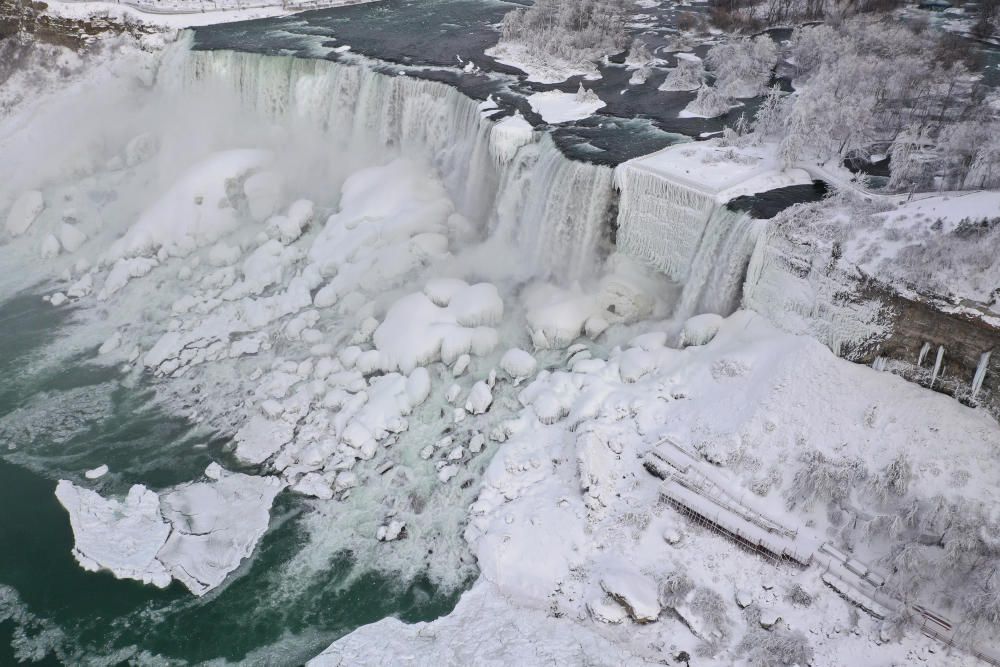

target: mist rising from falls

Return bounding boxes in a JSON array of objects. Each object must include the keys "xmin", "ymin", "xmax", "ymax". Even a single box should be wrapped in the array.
[{"xmin": 165, "ymin": 46, "xmax": 614, "ymax": 284}]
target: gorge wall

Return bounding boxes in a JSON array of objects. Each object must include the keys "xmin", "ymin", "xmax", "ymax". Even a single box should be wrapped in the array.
[
  {"xmin": 0, "ymin": 0, "xmax": 154, "ymax": 48},
  {"xmin": 744, "ymin": 216, "xmax": 999, "ymax": 419}
]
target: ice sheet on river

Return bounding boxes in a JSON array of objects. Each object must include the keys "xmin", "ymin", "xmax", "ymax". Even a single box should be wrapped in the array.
[{"xmin": 55, "ymin": 463, "xmax": 284, "ymax": 595}]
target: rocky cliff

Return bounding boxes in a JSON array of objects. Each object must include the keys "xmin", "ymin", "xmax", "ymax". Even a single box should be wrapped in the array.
[
  {"xmin": 744, "ymin": 207, "xmax": 999, "ymax": 419},
  {"xmin": 0, "ymin": 0, "xmax": 154, "ymax": 48}
]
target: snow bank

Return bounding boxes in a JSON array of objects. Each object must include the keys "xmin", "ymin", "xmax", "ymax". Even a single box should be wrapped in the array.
[
  {"xmin": 526, "ymin": 89, "xmax": 605, "ymax": 124},
  {"xmin": 108, "ymin": 149, "xmax": 272, "ymax": 260},
  {"xmin": 373, "ymin": 282, "xmax": 503, "ymax": 373}
]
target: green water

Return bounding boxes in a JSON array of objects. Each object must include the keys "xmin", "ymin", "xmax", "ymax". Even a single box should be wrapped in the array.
[{"xmin": 0, "ymin": 292, "xmax": 467, "ymax": 665}]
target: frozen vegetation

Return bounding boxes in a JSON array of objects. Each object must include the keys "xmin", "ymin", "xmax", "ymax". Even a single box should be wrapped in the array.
[{"xmin": 486, "ymin": 0, "xmax": 630, "ymax": 82}]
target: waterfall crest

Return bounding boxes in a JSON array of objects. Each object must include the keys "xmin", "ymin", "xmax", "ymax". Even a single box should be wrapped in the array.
[
  {"xmin": 160, "ymin": 46, "xmax": 614, "ymax": 284},
  {"xmin": 614, "ymin": 165, "xmax": 717, "ymax": 282}
]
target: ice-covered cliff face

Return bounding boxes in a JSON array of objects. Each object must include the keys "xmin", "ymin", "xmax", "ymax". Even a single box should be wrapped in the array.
[
  {"xmin": 743, "ymin": 199, "xmax": 1000, "ymax": 416},
  {"xmin": 613, "ymin": 156, "xmax": 767, "ymax": 320}
]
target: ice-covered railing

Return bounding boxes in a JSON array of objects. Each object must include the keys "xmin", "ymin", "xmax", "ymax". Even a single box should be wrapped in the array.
[{"xmin": 166, "ymin": 46, "xmax": 615, "ymax": 283}]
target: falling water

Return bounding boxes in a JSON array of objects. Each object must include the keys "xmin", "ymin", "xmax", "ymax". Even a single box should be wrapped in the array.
[
  {"xmin": 166, "ymin": 46, "xmax": 615, "ymax": 285},
  {"xmin": 675, "ymin": 207, "xmax": 763, "ymax": 319}
]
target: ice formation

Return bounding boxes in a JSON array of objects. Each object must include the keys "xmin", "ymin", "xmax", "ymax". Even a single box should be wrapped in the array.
[
  {"xmin": 526, "ymin": 89, "xmax": 606, "ymax": 124},
  {"xmin": 56, "ymin": 465, "xmax": 283, "ymax": 595}
]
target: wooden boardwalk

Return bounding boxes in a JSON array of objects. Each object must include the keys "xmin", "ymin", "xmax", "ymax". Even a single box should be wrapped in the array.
[{"xmin": 643, "ymin": 436, "xmax": 1000, "ymax": 666}]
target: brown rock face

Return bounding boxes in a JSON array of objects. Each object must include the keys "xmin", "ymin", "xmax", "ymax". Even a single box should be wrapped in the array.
[
  {"xmin": 0, "ymin": 0, "xmax": 155, "ymax": 49},
  {"xmin": 863, "ymin": 289, "xmax": 998, "ymax": 418}
]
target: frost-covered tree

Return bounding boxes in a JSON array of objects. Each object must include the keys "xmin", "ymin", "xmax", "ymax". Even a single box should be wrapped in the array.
[
  {"xmin": 625, "ymin": 39, "xmax": 654, "ymax": 69},
  {"xmin": 658, "ymin": 58, "xmax": 705, "ymax": 92},
  {"xmin": 496, "ymin": 0, "xmax": 629, "ymax": 69},
  {"xmin": 705, "ymin": 35, "xmax": 778, "ymax": 98},
  {"xmin": 751, "ymin": 84, "xmax": 787, "ymax": 140},
  {"xmin": 786, "ymin": 24, "xmax": 841, "ymax": 81},
  {"xmin": 887, "ymin": 125, "xmax": 936, "ymax": 192},
  {"xmin": 684, "ymin": 84, "xmax": 735, "ymax": 119}
]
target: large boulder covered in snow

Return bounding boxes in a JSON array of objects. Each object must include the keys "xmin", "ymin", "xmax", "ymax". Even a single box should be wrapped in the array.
[{"xmin": 680, "ymin": 313, "xmax": 724, "ymax": 347}]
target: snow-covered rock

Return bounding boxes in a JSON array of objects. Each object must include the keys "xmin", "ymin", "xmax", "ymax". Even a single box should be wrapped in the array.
[
  {"xmin": 465, "ymin": 381, "xmax": 493, "ymax": 415},
  {"xmin": 680, "ymin": 313, "xmax": 724, "ymax": 347},
  {"xmin": 500, "ymin": 348, "xmax": 537, "ymax": 382},
  {"xmin": 599, "ymin": 571, "xmax": 661, "ymax": 623}
]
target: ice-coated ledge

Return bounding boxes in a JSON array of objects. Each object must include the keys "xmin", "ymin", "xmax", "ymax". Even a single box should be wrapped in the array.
[{"xmin": 55, "ymin": 463, "xmax": 284, "ymax": 595}]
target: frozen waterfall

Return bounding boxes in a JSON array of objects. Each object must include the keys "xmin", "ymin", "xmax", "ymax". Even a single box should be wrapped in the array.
[
  {"xmin": 164, "ymin": 46, "xmax": 614, "ymax": 284},
  {"xmin": 613, "ymin": 160, "xmax": 764, "ymax": 319}
]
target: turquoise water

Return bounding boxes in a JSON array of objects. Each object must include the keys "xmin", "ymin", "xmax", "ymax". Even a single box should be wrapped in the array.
[{"xmin": 0, "ymin": 292, "xmax": 467, "ymax": 665}]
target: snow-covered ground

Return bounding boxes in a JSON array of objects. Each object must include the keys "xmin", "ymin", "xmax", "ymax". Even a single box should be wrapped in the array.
[
  {"xmin": 314, "ymin": 309, "xmax": 1000, "ymax": 666},
  {"xmin": 42, "ymin": 0, "xmax": 378, "ymax": 29}
]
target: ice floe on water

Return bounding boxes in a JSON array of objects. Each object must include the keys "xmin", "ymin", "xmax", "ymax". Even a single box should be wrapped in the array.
[{"xmin": 56, "ymin": 464, "xmax": 284, "ymax": 595}]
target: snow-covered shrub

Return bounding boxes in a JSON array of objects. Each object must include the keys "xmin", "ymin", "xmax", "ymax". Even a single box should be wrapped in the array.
[
  {"xmin": 786, "ymin": 450, "xmax": 867, "ymax": 509},
  {"xmin": 658, "ymin": 569, "xmax": 695, "ymax": 607},
  {"xmin": 704, "ymin": 36, "xmax": 777, "ymax": 99},
  {"xmin": 867, "ymin": 452, "xmax": 911, "ymax": 504},
  {"xmin": 659, "ymin": 58, "xmax": 705, "ymax": 92},
  {"xmin": 736, "ymin": 626, "xmax": 814, "ymax": 667},
  {"xmin": 784, "ymin": 583, "xmax": 813, "ymax": 607},
  {"xmin": 689, "ymin": 587, "xmax": 730, "ymax": 650}
]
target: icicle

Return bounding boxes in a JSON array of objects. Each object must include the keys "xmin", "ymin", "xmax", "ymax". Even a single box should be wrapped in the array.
[
  {"xmin": 872, "ymin": 356, "xmax": 887, "ymax": 372},
  {"xmin": 930, "ymin": 346, "xmax": 945, "ymax": 389},
  {"xmin": 971, "ymin": 350, "xmax": 991, "ymax": 399},
  {"xmin": 613, "ymin": 164, "xmax": 717, "ymax": 281},
  {"xmin": 918, "ymin": 342, "xmax": 931, "ymax": 367}
]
